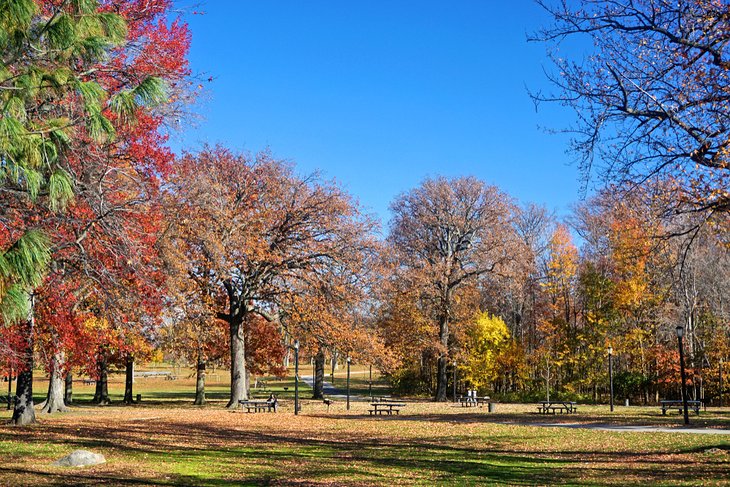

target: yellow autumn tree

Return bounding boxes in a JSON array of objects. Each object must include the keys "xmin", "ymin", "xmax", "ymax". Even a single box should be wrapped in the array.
[{"xmin": 460, "ymin": 312, "xmax": 510, "ymax": 392}]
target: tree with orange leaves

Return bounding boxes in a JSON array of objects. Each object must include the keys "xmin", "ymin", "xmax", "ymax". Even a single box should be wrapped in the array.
[
  {"xmin": 387, "ymin": 176, "xmax": 517, "ymax": 401},
  {"xmin": 164, "ymin": 146, "xmax": 379, "ymax": 408}
]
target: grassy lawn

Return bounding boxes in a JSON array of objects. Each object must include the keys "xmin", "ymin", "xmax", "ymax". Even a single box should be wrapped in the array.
[{"xmin": 1, "ymin": 372, "xmax": 729, "ymax": 485}]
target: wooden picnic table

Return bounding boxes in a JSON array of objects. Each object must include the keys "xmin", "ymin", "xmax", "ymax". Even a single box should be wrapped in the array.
[
  {"xmin": 369, "ymin": 402, "xmax": 406, "ymax": 416},
  {"xmin": 238, "ymin": 399, "xmax": 278, "ymax": 413},
  {"xmin": 537, "ymin": 401, "xmax": 578, "ymax": 414},
  {"xmin": 457, "ymin": 395, "xmax": 490, "ymax": 407},
  {"xmin": 135, "ymin": 371, "xmax": 176, "ymax": 380},
  {"xmin": 660, "ymin": 400, "xmax": 701, "ymax": 415}
]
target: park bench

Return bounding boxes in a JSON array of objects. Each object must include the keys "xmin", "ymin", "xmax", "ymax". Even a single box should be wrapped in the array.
[
  {"xmin": 82, "ymin": 378, "xmax": 96, "ymax": 385},
  {"xmin": 537, "ymin": 401, "xmax": 578, "ymax": 414},
  {"xmin": 239, "ymin": 396, "xmax": 278, "ymax": 413},
  {"xmin": 1, "ymin": 395, "xmax": 15, "ymax": 405},
  {"xmin": 368, "ymin": 401, "xmax": 406, "ymax": 416},
  {"xmin": 660, "ymin": 400, "xmax": 701, "ymax": 415}
]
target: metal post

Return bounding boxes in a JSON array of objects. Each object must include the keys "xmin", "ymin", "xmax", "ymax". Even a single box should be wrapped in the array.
[
  {"xmin": 608, "ymin": 346, "xmax": 614, "ymax": 412},
  {"xmin": 369, "ymin": 364, "xmax": 372, "ymax": 399},
  {"xmin": 6, "ymin": 367, "xmax": 11, "ymax": 410},
  {"xmin": 677, "ymin": 326, "xmax": 689, "ymax": 425},
  {"xmin": 453, "ymin": 361, "xmax": 457, "ymax": 403},
  {"xmin": 294, "ymin": 340, "xmax": 300, "ymax": 416},
  {"xmin": 720, "ymin": 359, "xmax": 724, "ymax": 408},
  {"xmin": 346, "ymin": 357, "xmax": 351, "ymax": 411}
]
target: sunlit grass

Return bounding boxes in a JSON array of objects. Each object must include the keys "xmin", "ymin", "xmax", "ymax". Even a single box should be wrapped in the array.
[{"xmin": 1, "ymin": 368, "xmax": 729, "ymax": 485}]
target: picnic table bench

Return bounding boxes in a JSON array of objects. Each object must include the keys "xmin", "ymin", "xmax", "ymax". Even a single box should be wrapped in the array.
[
  {"xmin": 238, "ymin": 398, "xmax": 278, "ymax": 413},
  {"xmin": 369, "ymin": 401, "xmax": 406, "ymax": 416},
  {"xmin": 537, "ymin": 401, "xmax": 578, "ymax": 414},
  {"xmin": 458, "ymin": 395, "xmax": 490, "ymax": 407},
  {"xmin": 135, "ymin": 371, "xmax": 176, "ymax": 380},
  {"xmin": 660, "ymin": 400, "xmax": 701, "ymax": 415},
  {"xmin": 82, "ymin": 378, "xmax": 96, "ymax": 385}
]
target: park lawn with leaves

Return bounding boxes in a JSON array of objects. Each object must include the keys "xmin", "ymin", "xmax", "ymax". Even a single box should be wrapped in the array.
[{"xmin": 1, "ymin": 397, "xmax": 730, "ymax": 486}]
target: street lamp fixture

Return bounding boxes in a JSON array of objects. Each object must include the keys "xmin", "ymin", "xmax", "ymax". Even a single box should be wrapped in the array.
[
  {"xmin": 346, "ymin": 356, "xmax": 351, "ymax": 411},
  {"xmin": 676, "ymin": 326, "xmax": 689, "ymax": 425},
  {"xmin": 608, "ymin": 346, "xmax": 614, "ymax": 412}
]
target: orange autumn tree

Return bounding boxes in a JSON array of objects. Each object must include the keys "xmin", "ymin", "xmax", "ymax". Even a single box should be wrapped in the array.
[
  {"xmin": 387, "ymin": 176, "xmax": 517, "ymax": 401},
  {"xmin": 164, "ymin": 146, "xmax": 379, "ymax": 408}
]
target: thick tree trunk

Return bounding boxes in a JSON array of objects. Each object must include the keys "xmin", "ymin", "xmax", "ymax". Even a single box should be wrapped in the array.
[
  {"xmin": 64, "ymin": 371, "xmax": 73, "ymax": 405},
  {"xmin": 123, "ymin": 354, "xmax": 134, "ymax": 404},
  {"xmin": 194, "ymin": 355, "xmax": 206, "ymax": 405},
  {"xmin": 227, "ymin": 317, "xmax": 248, "ymax": 408},
  {"xmin": 40, "ymin": 351, "xmax": 69, "ymax": 414},
  {"xmin": 435, "ymin": 311, "xmax": 450, "ymax": 402},
  {"xmin": 313, "ymin": 346, "xmax": 325, "ymax": 399},
  {"xmin": 12, "ymin": 296, "xmax": 36, "ymax": 426},
  {"xmin": 93, "ymin": 355, "xmax": 110, "ymax": 405},
  {"xmin": 223, "ymin": 281, "xmax": 248, "ymax": 408}
]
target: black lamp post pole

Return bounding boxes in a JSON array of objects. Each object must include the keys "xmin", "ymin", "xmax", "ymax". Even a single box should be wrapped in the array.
[
  {"xmin": 720, "ymin": 359, "xmax": 724, "ymax": 408},
  {"xmin": 346, "ymin": 357, "xmax": 351, "ymax": 411},
  {"xmin": 294, "ymin": 340, "xmax": 299, "ymax": 416},
  {"xmin": 453, "ymin": 362, "xmax": 457, "ymax": 403},
  {"xmin": 677, "ymin": 326, "xmax": 689, "ymax": 425},
  {"xmin": 6, "ymin": 367, "xmax": 11, "ymax": 410},
  {"xmin": 369, "ymin": 364, "xmax": 372, "ymax": 399},
  {"xmin": 608, "ymin": 346, "xmax": 614, "ymax": 412}
]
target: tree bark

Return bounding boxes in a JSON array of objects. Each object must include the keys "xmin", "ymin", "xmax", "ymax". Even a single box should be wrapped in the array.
[
  {"xmin": 435, "ymin": 310, "xmax": 450, "ymax": 402},
  {"xmin": 194, "ymin": 354, "xmax": 206, "ymax": 405},
  {"xmin": 227, "ymin": 316, "xmax": 248, "ymax": 407},
  {"xmin": 123, "ymin": 354, "xmax": 134, "ymax": 404},
  {"xmin": 64, "ymin": 371, "xmax": 73, "ymax": 405},
  {"xmin": 12, "ymin": 295, "xmax": 36, "ymax": 426},
  {"xmin": 93, "ymin": 354, "xmax": 110, "ymax": 405},
  {"xmin": 224, "ymin": 280, "xmax": 248, "ymax": 408},
  {"xmin": 313, "ymin": 346, "xmax": 325, "ymax": 399},
  {"xmin": 40, "ymin": 351, "xmax": 69, "ymax": 414}
]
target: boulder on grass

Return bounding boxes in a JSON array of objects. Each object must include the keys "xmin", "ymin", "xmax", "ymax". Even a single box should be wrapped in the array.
[{"xmin": 52, "ymin": 450, "xmax": 106, "ymax": 467}]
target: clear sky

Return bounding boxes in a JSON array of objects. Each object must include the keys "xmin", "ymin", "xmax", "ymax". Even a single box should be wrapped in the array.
[{"xmin": 170, "ymin": 0, "xmax": 583, "ymax": 227}]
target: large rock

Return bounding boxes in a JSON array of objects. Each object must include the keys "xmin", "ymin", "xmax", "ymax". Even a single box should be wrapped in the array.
[{"xmin": 52, "ymin": 450, "xmax": 106, "ymax": 467}]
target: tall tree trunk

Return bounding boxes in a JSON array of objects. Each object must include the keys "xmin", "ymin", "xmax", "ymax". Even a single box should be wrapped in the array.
[
  {"xmin": 40, "ymin": 351, "xmax": 69, "ymax": 414},
  {"xmin": 64, "ymin": 371, "xmax": 73, "ymax": 405},
  {"xmin": 12, "ymin": 294, "xmax": 36, "ymax": 426},
  {"xmin": 123, "ymin": 354, "xmax": 134, "ymax": 404},
  {"xmin": 227, "ymin": 316, "xmax": 248, "ymax": 407},
  {"xmin": 313, "ymin": 346, "xmax": 325, "ymax": 399},
  {"xmin": 194, "ymin": 353, "xmax": 206, "ymax": 405},
  {"xmin": 93, "ymin": 354, "xmax": 110, "ymax": 405},
  {"xmin": 224, "ymin": 281, "xmax": 248, "ymax": 408},
  {"xmin": 435, "ymin": 310, "xmax": 450, "ymax": 402}
]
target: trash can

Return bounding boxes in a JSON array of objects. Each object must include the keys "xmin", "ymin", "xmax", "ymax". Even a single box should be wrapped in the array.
[
  {"xmin": 488, "ymin": 402, "xmax": 495, "ymax": 413},
  {"xmin": 136, "ymin": 393, "xmax": 142, "ymax": 403}
]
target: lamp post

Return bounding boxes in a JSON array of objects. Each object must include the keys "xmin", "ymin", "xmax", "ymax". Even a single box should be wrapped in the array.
[
  {"xmin": 676, "ymin": 326, "xmax": 690, "ymax": 425},
  {"xmin": 346, "ymin": 356, "xmax": 351, "ymax": 411},
  {"xmin": 453, "ymin": 361, "xmax": 457, "ymax": 403},
  {"xmin": 369, "ymin": 364, "xmax": 372, "ymax": 399},
  {"xmin": 294, "ymin": 340, "xmax": 300, "ymax": 416},
  {"xmin": 720, "ymin": 359, "xmax": 724, "ymax": 408},
  {"xmin": 608, "ymin": 346, "xmax": 614, "ymax": 412}
]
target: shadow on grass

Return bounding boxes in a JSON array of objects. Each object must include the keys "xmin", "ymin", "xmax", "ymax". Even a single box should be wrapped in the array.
[{"xmin": 2, "ymin": 411, "xmax": 730, "ymax": 485}]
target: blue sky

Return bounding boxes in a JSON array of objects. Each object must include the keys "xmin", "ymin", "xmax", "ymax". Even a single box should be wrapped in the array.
[{"xmin": 170, "ymin": 1, "xmax": 583, "ymax": 227}]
